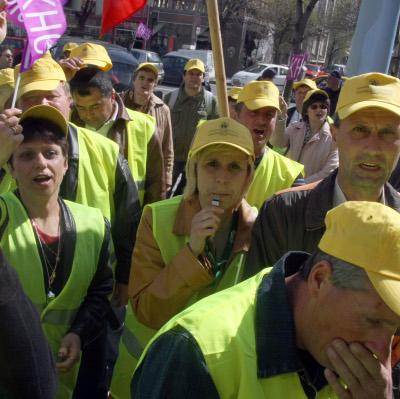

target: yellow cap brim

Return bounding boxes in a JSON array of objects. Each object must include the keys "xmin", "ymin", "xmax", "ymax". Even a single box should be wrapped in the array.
[
  {"xmin": 337, "ymin": 101, "xmax": 400, "ymax": 119},
  {"xmin": 137, "ymin": 63, "xmax": 159, "ymax": 78},
  {"xmin": 189, "ymin": 141, "xmax": 254, "ymax": 160},
  {"xmin": 244, "ymin": 99, "xmax": 280, "ymax": 112},
  {"xmin": 186, "ymin": 67, "xmax": 205, "ymax": 73},
  {"xmin": 20, "ymin": 105, "xmax": 68, "ymax": 136},
  {"xmin": 17, "ymin": 79, "xmax": 62, "ymax": 100},
  {"xmin": 367, "ymin": 270, "xmax": 400, "ymax": 316},
  {"xmin": 82, "ymin": 59, "xmax": 112, "ymax": 72}
]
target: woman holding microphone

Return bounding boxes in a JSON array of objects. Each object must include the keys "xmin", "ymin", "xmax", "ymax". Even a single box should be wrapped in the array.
[{"xmin": 111, "ymin": 117, "xmax": 256, "ymax": 398}]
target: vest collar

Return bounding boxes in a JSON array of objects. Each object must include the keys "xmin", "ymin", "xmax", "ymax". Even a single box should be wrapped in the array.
[
  {"xmin": 173, "ymin": 196, "xmax": 256, "ymax": 253},
  {"xmin": 305, "ymin": 169, "xmax": 400, "ymax": 230},
  {"xmin": 255, "ymin": 252, "xmax": 328, "ymax": 391}
]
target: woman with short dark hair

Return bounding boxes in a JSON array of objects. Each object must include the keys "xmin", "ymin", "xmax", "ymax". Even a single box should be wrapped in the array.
[
  {"xmin": 271, "ymin": 89, "xmax": 338, "ymax": 183},
  {"xmin": 0, "ymin": 104, "xmax": 113, "ymax": 398}
]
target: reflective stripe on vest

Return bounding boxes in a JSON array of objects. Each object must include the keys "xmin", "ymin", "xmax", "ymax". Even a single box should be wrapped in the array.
[
  {"xmin": 0, "ymin": 165, "xmax": 16, "ymax": 195},
  {"xmin": 110, "ymin": 196, "xmax": 248, "ymax": 399},
  {"xmin": 124, "ymin": 109, "xmax": 156, "ymax": 206},
  {"xmin": 246, "ymin": 149, "xmax": 305, "ymax": 210},
  {"xmin": 139, "ymin": 268, "xmax": 337, "ymax": 399},
  {"xmin": 73, "ymin": 123, "xmax": 119, "ymax": 221},
  {"xmin": 0, "ymin": 192, "xmax": 105, "ymax": 399}
]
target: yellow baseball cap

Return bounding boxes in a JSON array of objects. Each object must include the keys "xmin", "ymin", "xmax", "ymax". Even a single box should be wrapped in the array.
[
  {"xmin": 184, "ymin": 58, "xmax": 205, "ymax": 73},
  {"xmin": 0, "ymin": 68, "xmax": 14, "ymax": 87},
  {"xmin": 69, "ymin": 43, "xmax": 112, "ymax": 72},
  {"xmin": 303, "ymin": 89, "xmax": 329, "ymax": 103},
  {"xmin": 319, "ymin": 201, "xmax": 400, "ymax": 316},
  {"xmin": 16, "ymin": 53, "xmax": 66, "ymax": 100},
  {"xmin": 135, "ymin": 62, "xmax": 158, "ymax": 78},
  {"xmin": 62, "ymin": 42, "xmax": 78, "ymax": 53},
  {"xmin": 20, "ymin": 104, "xmax": 68, "ymax": 136},
  {"xmin": 237, "ymin": 81, "xmax": 280, "ymax": 111},
  {"xmin": 189, "ymin": 117, "xmax": 254, "ymax": 160},
  {"xmin": 228, "ymin": 86, "xmax": 242, "ymax": 101},
  {"xmin": 293, "ymin": 78, "xmax": 317, "ymax": 90},
  {"xmin": 336, "ymin": 72, "xmax": 400, "ymax": 119}
]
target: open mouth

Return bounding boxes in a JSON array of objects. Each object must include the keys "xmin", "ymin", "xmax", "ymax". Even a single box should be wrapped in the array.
[
  {"xmin": 359, "ymin": 162, "xmax": 381, "ymax": 171},
  {"xmin": 33, "ymin": 175, "xmax": 52, "ymax": 183},
  {"xmin": 253, "ymin": 128, "xmax": 265, "ymax": 137}
]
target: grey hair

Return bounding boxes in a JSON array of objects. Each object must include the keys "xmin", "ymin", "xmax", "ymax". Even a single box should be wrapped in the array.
[{"xmin": 300, "ymin": 250, "xmax": 370, "ymax": 291}]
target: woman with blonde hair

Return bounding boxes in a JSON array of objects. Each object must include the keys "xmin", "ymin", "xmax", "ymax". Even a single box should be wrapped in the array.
[{"xmin": 111, "ymin": 117, "xmax": 256, "ymax": 398}]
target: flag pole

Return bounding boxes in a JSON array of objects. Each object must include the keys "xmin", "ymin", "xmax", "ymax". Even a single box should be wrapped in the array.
[
  {"xmin": 11, "ymin": 74, "xmax": 20, "ymax": 108},
  {"xmin": 206, "ymin": 0, "xmax": 229, "ymax": 117}
]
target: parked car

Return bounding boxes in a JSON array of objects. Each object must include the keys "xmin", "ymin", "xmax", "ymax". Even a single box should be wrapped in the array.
[
  {"xmin": 161, "ymin": 51, "xmax": 212, "ymax": 89},
  {"xmin": 130, "ymin": 48, "xmax": 165, "ymax": 83},
  {"xmin": 51, "ymin": 35, "xmax": 139, "ymax": 91},
  {"xmin": 305, "ymin": 63, "xmax": 325, "ymax": 78},
  {"xmin": 327, "ymin": 63, "xmax": 346, "ymax": 75},
  {"xmin": 231, "ymin": 63, "xmax": 289, "ymax": 91}
]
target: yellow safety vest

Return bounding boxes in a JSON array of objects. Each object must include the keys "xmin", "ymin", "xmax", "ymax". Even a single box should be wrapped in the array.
[
  {"xmin": 138, "ymin": 268, "xmax": 337, "ymax": 399},
  {"xmin": 246, "ymin": 149, "xmax": 304, "ymax": 210},
  {"xmin": 73, "ymin": 123, "xmax": 120, "ymax": 221},
  {"xmin": 110, "ymin": 195, "xmax": 248, "ymax": 399},
  {"xmin": 124, "ymin": 109, "xmax": 156, "ymax": 205},
  {"xmin": 0, "ymin": 192, "xmax": 105, "ymax": 399},
  {"xmin": 0, "ymin": 165, "xmax": 16, "ymax": 194}
]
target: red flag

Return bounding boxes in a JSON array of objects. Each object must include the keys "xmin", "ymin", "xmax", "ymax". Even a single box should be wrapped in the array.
[{"xmin": 101, "ymin": 0, "xmax": 146, "ymax": 34}]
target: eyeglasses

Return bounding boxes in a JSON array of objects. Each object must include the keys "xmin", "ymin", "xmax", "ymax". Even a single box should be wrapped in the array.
[{"xmin": 310, "ymin": 103, "xmax": 328, "ymax": 110}]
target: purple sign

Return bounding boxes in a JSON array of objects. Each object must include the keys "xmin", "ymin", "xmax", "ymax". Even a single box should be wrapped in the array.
[
  {"xmin": 287, "ymin": 53, "xmax": 308, "ymax": 81},
  {"xmin": 7, "ymin": 0, "xmax": 66, "ymax": 71},
  {"xmin": 136, "ymin": 22, "xmax": 152, "ymax": 41}
]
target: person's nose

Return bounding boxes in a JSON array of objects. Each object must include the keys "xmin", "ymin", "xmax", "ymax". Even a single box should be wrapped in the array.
[
  {"xmin": 34, "ymin": 153, "xmax": 47, "ymax": 169},
  {"xmin": 365, "ymin": 331, "xmax": 393, "ymax": 365},
  {"xmin": 215, "ymin": 167, "xmax": 229, "ymax": 184},
  {"xmin": 40, "ymin": 97, "xmax": 51, "ymax": 106},
  {"xmin": 362, "ymin": 132, "xmax": 383, "ymax": 154}
]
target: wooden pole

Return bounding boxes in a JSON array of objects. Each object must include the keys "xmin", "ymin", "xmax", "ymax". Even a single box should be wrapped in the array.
[{"xmin": 206, "ymin": 0, "xmax": 229, "ymax": 117}]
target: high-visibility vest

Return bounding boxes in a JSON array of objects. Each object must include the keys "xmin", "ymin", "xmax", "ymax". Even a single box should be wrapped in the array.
[
  {"xmin": 110, "ymin": 195, "xmax": 248, "ymax": 399},
  {"xmin": 0, "ymin": 165, "xmax": 16, "ymax": 194},
  {"xmin": 246, "ymin": 149, "xmax": 304, "ymax": 210},
  {"xmin": 137, "ymin": 267, "xmax": 337, "ymax": 399},
  {"xmin": 0, "ymin": 192, "xmax": 105, "ymax": 399},
  {"xmin": 124, "ymin": 109, "xmax": 156, "ymax": 205},
  {"xmin": 72, "ymin": 123, "xmax": 120, "ymax": 221}
]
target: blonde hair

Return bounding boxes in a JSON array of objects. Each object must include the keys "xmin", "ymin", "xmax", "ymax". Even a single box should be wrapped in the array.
[{"xmin": 183, "ymin": 144, "xmax": 254, "ymax": 200}]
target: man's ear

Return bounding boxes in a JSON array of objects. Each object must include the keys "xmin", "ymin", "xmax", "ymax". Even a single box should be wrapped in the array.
[
  {"xmin": 331, "ymin": 124, "xmax": 338, "ymax": 142},
  {"xmin": 111, "ymin": 90, "xmax": 116, "ymax": 101},
  {"xmin": 307, "ymin": 260, "xmax": 333, "ymax": 296}
]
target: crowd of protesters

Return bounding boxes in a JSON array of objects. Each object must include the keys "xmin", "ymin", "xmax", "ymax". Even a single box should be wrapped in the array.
[{"xmin": 1, "ymin": 3, "xmax": 400, "ymax": 399}]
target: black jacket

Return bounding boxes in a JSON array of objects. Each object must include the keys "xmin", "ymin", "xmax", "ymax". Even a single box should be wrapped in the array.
[
  {"xmin": 0, "ymin": 251, "xmax": 57, "ymax": 399},
  {"xmin": 244, "ymin": 169, "xmax": 400, "ymax": 279},
  {"xmin": 61, "ymin": 124, "xmax": 141, "ymax": 284}
]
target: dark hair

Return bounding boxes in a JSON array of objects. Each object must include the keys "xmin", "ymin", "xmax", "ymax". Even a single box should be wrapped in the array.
[
  {"xmin": 235, "ymin": 102, "xmax": 244, "ymax": 113},
  {"xmin": 301, "ymin": 93, "xmax": 330, "ymax": 122},
  {"xmin": 333, "ymin": 113, "xmax": 341, "ymax": 127},
  {"xmin": 69, "ymin": 67, "xmax": 113, "ymax": 97},
  {"xmin": 258, "ymin": 68, "xmax": 276, "ymax": 81},
  {"xmin": 9, "ymin": 118, "xmax": 68, "ymax": 165},
  {"xmin": 0, "ymin": 46, "xmax": 11, "ymax": 56},
  {"xmin": 183, "ymin": 70, "xmax": 205, "ymax": 77}
]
